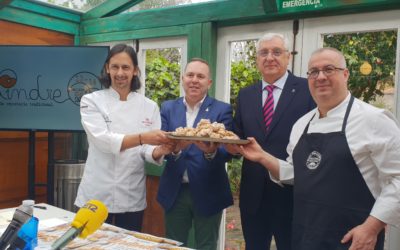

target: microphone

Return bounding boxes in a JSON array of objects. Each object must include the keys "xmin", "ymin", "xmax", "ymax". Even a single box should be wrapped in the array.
[
  {"xmin": 0, "ymin": 203, "xmax": 33, "ymax": 250},
  {"xmin": 51, "ymin": 200, "xmax": 108, "ymax": 250}
]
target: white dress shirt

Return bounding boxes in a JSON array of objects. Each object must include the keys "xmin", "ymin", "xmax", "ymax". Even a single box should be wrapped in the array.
[
  {"xmin": 180, "ymin": 95, "xmax": 205, "ymax": 183},
  {"xmin": 277, "ymin": 93, "xmax": 400, "ymax": 227},
  {"xmin": 262, "ymin": 71, "xmax": 288, "ymax": 109},
  {"xmin": 75, "ymin": 87, "xmax": 162, "ymax": 213}
]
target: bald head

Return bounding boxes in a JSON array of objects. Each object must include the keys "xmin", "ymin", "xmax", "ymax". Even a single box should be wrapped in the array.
[
  {"xmin": 309, "ymin": 47, "xmax": 347, "ymax": 69},
  {"xmin": 307, "ymin": 47, "xmax": 350, "ymax": 116}
]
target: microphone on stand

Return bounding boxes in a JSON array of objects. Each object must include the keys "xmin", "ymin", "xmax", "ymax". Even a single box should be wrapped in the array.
[
  {"xmin": 0, "ymin": 203, "xmax": 33, "ymax": 250},
  {"xmin": 51, "ymin": 200, "xmax": 108, "ymax": 250}
]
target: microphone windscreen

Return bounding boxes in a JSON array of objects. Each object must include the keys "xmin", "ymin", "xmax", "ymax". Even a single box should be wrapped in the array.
[
  {"xmin": 13, "ymin": 204, "xmax": 33, "ymax": 223},
  {"xmin": 71, "ymin": 200, "xmax": 108, "ymax": 238}
]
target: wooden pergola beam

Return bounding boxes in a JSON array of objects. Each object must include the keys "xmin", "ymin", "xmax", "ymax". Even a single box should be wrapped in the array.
[{"xmin": 0, "ymin": 0, "xmax": 14, "ymax": 10}]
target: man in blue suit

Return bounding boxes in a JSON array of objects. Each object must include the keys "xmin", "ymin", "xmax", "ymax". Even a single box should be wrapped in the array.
[
  {"xmin": 227, "ymin": 33, "xmax": 315, "ymax": 250},
  {"xmin": 157, "ymin": 58, "xmax": 233, "ymax": 250}
]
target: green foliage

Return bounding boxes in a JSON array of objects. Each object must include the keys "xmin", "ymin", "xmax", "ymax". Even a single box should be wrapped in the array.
[
  {"xmin": 230, "ymin": 61, "xmax": 261, "ymax": 112},
  {"xmin": 228, "ymin": 40, "xmax": 260, "ymax": 194},
  {"xmin": 227, "ymin": 157, "xmax": 243, "ymax": 194},
  {"xmin": 230, "ymin": 40, "xmax": 261, "ymax": 112},
  {"xmin": 144, "ymin": 49, "xmax": 181, "ymax": 106},
  {"xmin": 324, "ymin": 31, "xmax": 397, "ymax": 103}
]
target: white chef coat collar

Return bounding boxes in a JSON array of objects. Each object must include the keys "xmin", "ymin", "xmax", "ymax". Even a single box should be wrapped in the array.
[
  {"xmin": 108, "ymin": 87, "xmax": 136, "ymax": 100},
  {"xmin": 314, "ymin": 92, "xmax": 351, "ymax": 119}
]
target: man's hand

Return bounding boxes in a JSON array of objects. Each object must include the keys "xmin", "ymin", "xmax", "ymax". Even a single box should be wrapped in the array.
[
  {"xmin": 224, "ymin": 143, "xmax": 241, "ymax": 155},
  {"xmin": 172, "ymin": 140, "xmax": 192, "ymax": 153},
  {"xmin": 341, "ymin": 216, "xmax": 385, "ymax": 250},
  {"xmin": 141, "ymin": 130, "xmax": 170, "ymax": 145},
  {"xmin": 238, "ymin": 137, "xmax": 266, "ymax": 163},
  {"xmin": 152, "ymin": 142, "xmax": 176, "ymax": 160}
]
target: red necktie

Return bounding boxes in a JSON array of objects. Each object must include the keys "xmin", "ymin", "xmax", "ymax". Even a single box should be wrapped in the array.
[{"xmin": 263, "ymin": 85, "xmax": 275, "ymax": 131}]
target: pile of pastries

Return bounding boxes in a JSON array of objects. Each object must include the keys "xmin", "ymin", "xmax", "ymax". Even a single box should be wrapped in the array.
[{"xmin": 171, "ymin": 119, "xmax": 239, "ymax": 140}]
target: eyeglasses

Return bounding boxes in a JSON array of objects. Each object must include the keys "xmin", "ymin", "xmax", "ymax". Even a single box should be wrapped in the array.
[
  {"xmin": 307, "ymin": 66, "xmax": 345, "ymax": 79},
  {"xmin": 257, "ymin": 49, "xmax": 288, "ymax": 58}
]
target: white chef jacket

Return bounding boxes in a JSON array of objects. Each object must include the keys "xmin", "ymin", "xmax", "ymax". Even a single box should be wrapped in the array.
[
  {"xmin": 277, "ymin": 93, "xmax": 400, "ymax": 227},
  {"xmin": 75, "ymin": 87, "xmax": 162, "ymax": 213}
]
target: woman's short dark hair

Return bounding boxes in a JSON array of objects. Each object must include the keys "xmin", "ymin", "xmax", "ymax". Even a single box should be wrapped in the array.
[{"xmin": 99, "ymin": 44, "xmax": 141, "ymax": 92}]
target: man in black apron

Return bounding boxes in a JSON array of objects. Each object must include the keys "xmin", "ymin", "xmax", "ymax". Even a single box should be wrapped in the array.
[{"xmin": 232, "ymin": 47, "xmax": 400, "ymax": 250}]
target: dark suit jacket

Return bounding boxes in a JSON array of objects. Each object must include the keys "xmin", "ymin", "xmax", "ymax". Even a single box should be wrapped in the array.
[
  {"xmin": 157, "ymin": 95, "xmax": 234, "ymax": 216},
  {"xmin": 234, "ymin": 72, "xmax": 316, "ymax": 215}
]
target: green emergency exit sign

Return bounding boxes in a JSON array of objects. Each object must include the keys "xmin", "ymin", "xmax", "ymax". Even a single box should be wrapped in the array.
[
  {"xmin": 276, "ymin": 0, "xmax": 324, "ymax": 13},
  {"xmin": 276, "ymin": 0, "xmax": 393, "ymax": 13}
]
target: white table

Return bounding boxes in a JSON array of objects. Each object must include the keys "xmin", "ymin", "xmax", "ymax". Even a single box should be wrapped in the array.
[{"xmin": 0, "ymin": 203, "xmax": 74, "ymax": 232}]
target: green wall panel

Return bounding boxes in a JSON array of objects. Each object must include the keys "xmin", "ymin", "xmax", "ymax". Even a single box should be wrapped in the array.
[
  {"xmin": 80, "ymin": 25, "xmax": 190, "ymax": 44},
  {"xmin": 200, "ymin": 22, "xmax": 217, "ymax": 97},
  {"xmin": 187, "ymin": 23, "xmax": 202, "ymax": 60}
]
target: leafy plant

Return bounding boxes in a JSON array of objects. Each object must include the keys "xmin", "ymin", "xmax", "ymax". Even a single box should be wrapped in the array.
[
  {"xmin": 227, "ymin": 158, "xmax": 243, "ymax": 195},
  {"xmin": 144, "ymin": 49, "xmax": 181, "ymax": 106},
  {"xmin": 227, "ymin": 40, "xmax": 260, "ymax": 194},
  {"xmin": 324, "ymin": 31, "xmax": 396, "ymax": 103},
  {"xmin": 230, "ymin": 40, "xmax": 261, "ymax": 113}
]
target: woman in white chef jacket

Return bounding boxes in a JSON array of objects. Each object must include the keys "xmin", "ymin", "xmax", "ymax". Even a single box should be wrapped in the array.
[{"xmin": 75, "ymin": 44, "xmax": 173, "ymax": 231}]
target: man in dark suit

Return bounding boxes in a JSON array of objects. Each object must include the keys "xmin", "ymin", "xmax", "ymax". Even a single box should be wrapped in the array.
[
  {"xmin": 228, "ymin": 33, "xmax": 315, "ymax": 250},
  {"xmin": 157, "ymin": 58, "xmax": 233, "ymax": 250}
]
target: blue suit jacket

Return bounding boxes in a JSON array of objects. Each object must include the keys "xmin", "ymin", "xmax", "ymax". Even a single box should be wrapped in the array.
[
  {"xmin": 234, "ymin": 72, "xmax": 316, "ymax": 215},
  {"xmin": 157, "ymin": 96, "xmax": 234, "ymax": 216}
]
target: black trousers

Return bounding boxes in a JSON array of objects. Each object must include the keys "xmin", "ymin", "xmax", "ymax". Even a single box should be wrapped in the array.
[
  {"xmin": 241, "ymin": 183, "xmax": 292, "ymax": 250},
  {"xmin": 105, "ymin": 210, "xmax": 144, "ymax": 231}
]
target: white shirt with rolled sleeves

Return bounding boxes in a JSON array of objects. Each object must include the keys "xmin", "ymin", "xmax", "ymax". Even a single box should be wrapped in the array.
[
  {"xmin": 275, "ymin": 93, "xmax": 400, "ymax": 228},
  {"xmin": 75, "ymin": 87, "xmax": 163, "ymax": 213}
]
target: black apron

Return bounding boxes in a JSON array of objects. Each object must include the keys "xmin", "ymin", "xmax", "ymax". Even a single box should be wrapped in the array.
[{"xmin": 291, "ymin": 96, "xmax": 384, "ymax": 250}]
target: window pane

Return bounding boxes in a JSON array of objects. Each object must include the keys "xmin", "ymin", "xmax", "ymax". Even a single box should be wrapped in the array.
[
  {"xmin": 34, "ymin": 0, "xmax": 107, "ymax": 12},
  {"xmin": 144, "ymin": 48, "xmax": 181, "ymax": 106},
  {"xmin": 230, "ymin": 40, "xmax": 261, "ymax": 112},
  {"xmin": 125, "ymin": 0, "xmax": 218, "ymax": 13},
  {"xmin": 323, "ymin": 31, "xmax": 397, "ymax": 112}
]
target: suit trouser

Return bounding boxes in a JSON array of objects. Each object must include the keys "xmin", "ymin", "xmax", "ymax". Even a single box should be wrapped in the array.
[
  {"xmin": 165, "ymin": 184, "xmax": 222, "ymax": 250},
  {"xmin": 241, "ymin": 183, "xmax": 292, "ymax": 250}
]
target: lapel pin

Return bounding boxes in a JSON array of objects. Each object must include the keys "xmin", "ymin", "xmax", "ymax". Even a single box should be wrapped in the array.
[
  {"xmin": 292, "ymin": 89, "xmax": 296, "ymax": 93},
  {"xmin": 205, "ymin": 108, "xmax": 209, "ymax": 112}
]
